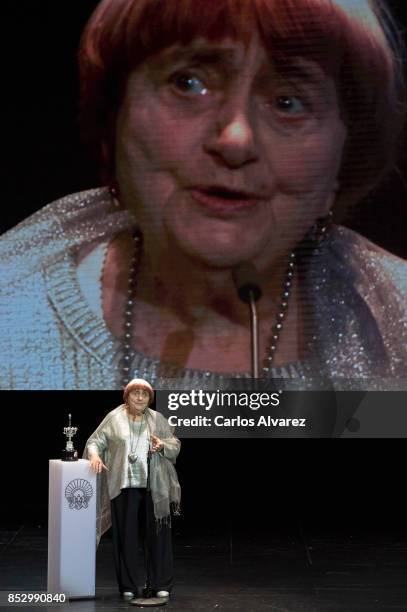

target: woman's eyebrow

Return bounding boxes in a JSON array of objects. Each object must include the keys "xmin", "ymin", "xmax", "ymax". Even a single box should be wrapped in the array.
[
  {"xmin": 151, "ymin": 44, "xmax": 238, "ymax": 69},
  {"xmin": 147, "ymin": 44, "xmax": 328, "ymax": 91},
  {"xmin": 271, "ymin": 60, "xmax": 326, "ymax": 85}
]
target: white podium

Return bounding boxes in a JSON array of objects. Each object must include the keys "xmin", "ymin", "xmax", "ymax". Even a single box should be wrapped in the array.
[{"xmin": 47, "ymin": 459, "xmax": 96, "ymax": 598}]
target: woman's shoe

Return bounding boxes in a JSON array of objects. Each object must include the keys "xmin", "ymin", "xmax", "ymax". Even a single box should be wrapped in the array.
[
  {"xmin": 156, "ymin": 591, "xmax": 170, "ymax": 598},
  {"xmin": 122, "ymin": 591, "xmax": 136, "ymax": 600}
]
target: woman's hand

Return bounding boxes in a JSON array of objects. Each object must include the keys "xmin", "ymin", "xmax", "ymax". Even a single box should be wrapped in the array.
[
  {"xmin": 151, "ymin": 434, "xmax": 164, "ymax": 453},
  {"xmin": 89, "ymin": 454, "xmax": 108, "ymax": 473}
]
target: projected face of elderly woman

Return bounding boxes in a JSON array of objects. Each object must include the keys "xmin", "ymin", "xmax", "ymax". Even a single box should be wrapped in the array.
[
  {"xmin": 116, "ymin": 35, "xmax": 345, "ymax": 269},
  {"xmin": 107, "ymin": 28, "xmax": 346, "ymax": 370}
]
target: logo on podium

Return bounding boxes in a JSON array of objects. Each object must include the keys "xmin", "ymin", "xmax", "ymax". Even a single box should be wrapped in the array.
[{"xmin": 65, "ymin": 479, "xmax": 93, "ymax": 510}]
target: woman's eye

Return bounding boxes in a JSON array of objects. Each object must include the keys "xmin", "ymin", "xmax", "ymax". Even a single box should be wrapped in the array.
[
  {"xmin": 273, "ymin": 95, "xmax": 307, "ymax": 116},
  {"xmin": 272, "ymin": 91, "xmax": 315, "ymax": 118},
  {"xmin": 170, "ymin": 72, "xmax": 208, "ymax": 96}
]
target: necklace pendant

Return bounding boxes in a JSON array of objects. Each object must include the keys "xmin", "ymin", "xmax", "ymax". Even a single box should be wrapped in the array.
[{"xmin": 128, "ymin": 452, "xmax": 138, "ymax": 464}]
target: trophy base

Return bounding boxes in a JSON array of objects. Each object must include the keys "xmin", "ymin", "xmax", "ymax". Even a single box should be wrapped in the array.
[{"xmin": 61, "ymin": 449, "xmax": 78, "ymax": 462}]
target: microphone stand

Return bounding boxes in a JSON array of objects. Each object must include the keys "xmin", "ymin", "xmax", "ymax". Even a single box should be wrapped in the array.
[
  {"xmin": 144, "ymin": 443, "xmax": 152, "ymax": 598},
  {"xmin": 248, "ymin": 289, "xmax": 260, "ymax": 378},
  {"xmin": 132, "ymin": 439, "xmax": 168, "ymax": 607},
  {"xmin": 232, "ymin": 264, "xmax": 263, "ymax": 379}
]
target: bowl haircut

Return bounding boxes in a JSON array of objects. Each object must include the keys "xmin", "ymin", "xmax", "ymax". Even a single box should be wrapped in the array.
[
  {"xmin": 79, "ymin": 0, "xmax": 406, "ymax": 219},
  {"xmin": 123, "ymin": 378, "xmax": 154, "ymax": 405}
]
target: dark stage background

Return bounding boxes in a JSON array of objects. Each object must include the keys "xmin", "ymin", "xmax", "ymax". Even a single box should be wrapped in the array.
[
  {"xmin": 1, "ymin": 392, "xmax": 406, "ymax": 538},
  {"xmin": 2, "ymin": 0, "xmax": 407, "ymax": 258}
]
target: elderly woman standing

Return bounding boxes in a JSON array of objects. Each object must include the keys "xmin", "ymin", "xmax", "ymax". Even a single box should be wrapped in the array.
[
  {"xmin": 0, "ymin": 0, "xmax": 406, "ymax": 390},
  {"xmin": 85, "ymin": 378, "xmax": 181, "ymax": 601}
]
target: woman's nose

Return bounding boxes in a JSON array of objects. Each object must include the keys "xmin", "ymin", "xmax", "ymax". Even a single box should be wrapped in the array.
[{"xmin": 204, "ymin": 103, "xmax": 258, "ymax": 169}]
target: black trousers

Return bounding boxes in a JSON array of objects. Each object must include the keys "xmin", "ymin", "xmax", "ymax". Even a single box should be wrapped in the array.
[{"xmin": 110, "ymin": 488, "xmax": 173, "ymax": 594}]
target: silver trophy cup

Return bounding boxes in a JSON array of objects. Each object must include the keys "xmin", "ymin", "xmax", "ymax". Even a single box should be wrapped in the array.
[{"xmin": 62, "ymin": 413, "xmax": 78, "ymax": 461}]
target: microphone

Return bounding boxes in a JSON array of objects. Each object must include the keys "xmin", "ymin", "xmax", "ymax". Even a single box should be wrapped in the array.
[{"xmin": 232, "ymin": 263, "xmax": 262, "ymax": 378}]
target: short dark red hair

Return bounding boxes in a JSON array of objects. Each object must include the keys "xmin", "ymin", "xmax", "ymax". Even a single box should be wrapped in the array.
[
  {"xmin": 79, "ymin": 0, "xmax": 406, "ymax": 216},
  {"xmin": 123, "ymin": 378, "xmax": 154, "ymax": 405}
]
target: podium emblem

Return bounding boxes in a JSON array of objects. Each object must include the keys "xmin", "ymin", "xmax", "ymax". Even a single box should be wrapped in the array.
[{"xmin": 65, "ymin": 478, "xmax": 93, "ymax": 510}]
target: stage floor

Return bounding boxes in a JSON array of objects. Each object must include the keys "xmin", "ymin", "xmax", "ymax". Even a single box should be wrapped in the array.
[{"xmin": 1, "ymin": 525, "xmax": 407, "ymax": 611}]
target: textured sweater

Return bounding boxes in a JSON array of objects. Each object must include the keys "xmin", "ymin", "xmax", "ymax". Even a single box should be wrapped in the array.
[{"xmin": 0, "ymin": 187, "xmax": 406, "ymax": 390}]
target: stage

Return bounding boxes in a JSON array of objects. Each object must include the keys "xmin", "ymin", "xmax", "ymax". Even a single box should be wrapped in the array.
[
  {"xmin": 1, "ymin": 523, "xmax": 407, "ymax": 610},
  {"xmin": 2, "ymin": 396, "xmax": 407, "ymax": 610}
]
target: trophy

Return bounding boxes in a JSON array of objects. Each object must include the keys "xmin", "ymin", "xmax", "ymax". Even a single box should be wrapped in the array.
[{"xmin": 62, "ymin": 413, "xmax": 78, "ymax": 461}]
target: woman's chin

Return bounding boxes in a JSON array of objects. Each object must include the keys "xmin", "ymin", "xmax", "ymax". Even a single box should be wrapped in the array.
[
  {"xmin": 178, "ymin": 241, "xmax": 260, "ymax": 269},
  {"xmin": 168, "ymin": 226, "xmax": 270, "ymax": 269},
  {"xmin": 162, "ymin": 200, "xmax": 273, "ymax": 268}
]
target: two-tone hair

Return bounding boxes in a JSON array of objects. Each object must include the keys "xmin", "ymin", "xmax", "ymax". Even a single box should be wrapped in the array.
[
  {"xmin": 123, "ymin": 377, "xmax": 154, "ymax": 405},
  {"xmin": 79, "ymin": 0, "xmax": 406, "ymax": 218}
]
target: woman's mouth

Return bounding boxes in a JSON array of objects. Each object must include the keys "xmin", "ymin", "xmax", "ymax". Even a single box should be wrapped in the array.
[{"xmin": 188, "ymin": 186, "xmax": 265, "ymax": 215}]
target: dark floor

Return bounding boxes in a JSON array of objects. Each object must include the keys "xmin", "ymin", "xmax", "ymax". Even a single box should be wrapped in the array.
[{"xmin": 1, "ymin": 526, "xmax": 407, "ymax": 611}]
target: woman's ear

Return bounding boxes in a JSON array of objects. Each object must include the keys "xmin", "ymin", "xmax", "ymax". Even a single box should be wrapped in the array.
[{"xmin": 325, "ymin": 180, "xmax": 340, "ymax": 213}]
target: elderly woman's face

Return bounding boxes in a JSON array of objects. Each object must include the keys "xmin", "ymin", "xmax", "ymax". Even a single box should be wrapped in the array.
[
  {"xmin": 128, "ymin": 388, "xmax": 150, "ymax": 408},
  {"xmin": 115, "ymin": 34, "xmax": 347, "ymax": 269}
]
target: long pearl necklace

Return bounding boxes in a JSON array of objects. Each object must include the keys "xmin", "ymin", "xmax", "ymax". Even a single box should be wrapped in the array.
[
  {"xmin": 262, "ymin": 250, "xmax": 296, "ymax": 374},
  {"xmin": 119, "ymin": 218, "xmax": 330, "ymax": 385},
  {"xmin": 121, "ymin": 230, "xmax": 143, "ymax": 385},
  {"xmin": 127, "ymin": 407, "xmax": 145, "ymax": 464}
]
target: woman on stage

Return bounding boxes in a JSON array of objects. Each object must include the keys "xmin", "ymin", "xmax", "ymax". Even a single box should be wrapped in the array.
[{"xmin": 85, "ymin": 378, "xmax": 181, "ymax": 602}]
